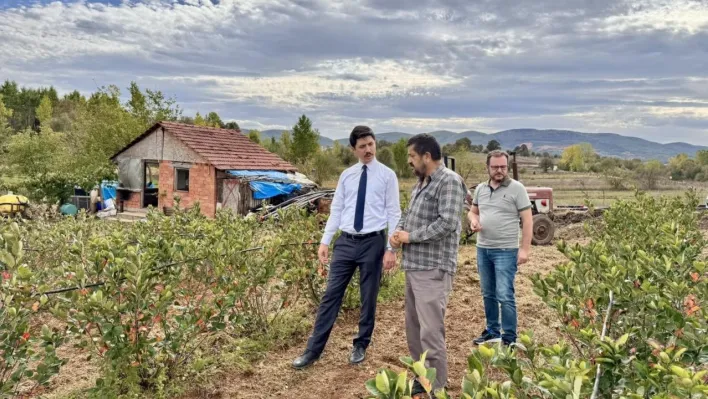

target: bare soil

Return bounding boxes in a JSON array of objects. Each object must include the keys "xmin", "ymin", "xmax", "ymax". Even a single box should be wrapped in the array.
[
  {"xmin": 177, "ymin": 242, "xmax": 574, "ymax": 399},
  {"xmin": 553, "ymin": 209, "xmax": 604, "ymax": 228},
  {"xmin": 699, "ymin": 214, "xmax": 708, "ymax": 231}
]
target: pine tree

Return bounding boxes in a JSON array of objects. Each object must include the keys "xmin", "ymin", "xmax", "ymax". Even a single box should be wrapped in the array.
[{"xmin": 290, "ymin": 114, "xmax": 320, "ymax": 164}]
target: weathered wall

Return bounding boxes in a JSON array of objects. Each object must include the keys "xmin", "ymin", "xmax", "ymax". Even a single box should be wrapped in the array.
[
  {"xmin": 115, "ymin": 128, "xmax": 205, "ymax": 163},
  {"xmin": 122, "ymin": 191, "xmax": 141, "ymax": 211},
  {"xmin": 219, "ymin": 179, "xmax": 262, "ymax": 216},
  {"xmin": 158, "ymin": 160, "xmax": 216, "ymax": 218},
  {"xmin": 114, "ymin": 128, "xmax": 208, "ymax": 209}
]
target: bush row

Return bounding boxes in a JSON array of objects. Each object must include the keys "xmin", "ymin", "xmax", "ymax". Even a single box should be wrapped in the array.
[
  {"xmin": 1, "ymin": 204, "xmax": 404, "ymax": 398},
  {"xmin": 365, "ymin": 191, "xmax": 707, "ymax": 399}
]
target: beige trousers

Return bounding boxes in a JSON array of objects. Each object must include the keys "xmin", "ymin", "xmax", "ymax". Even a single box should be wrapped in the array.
[{"xmin": 404, "ymin": 268, "xmax": 454, "ymax": 391}]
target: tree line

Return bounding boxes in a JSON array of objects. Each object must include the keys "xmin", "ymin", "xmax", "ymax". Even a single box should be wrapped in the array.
[
  {"xmin": 0, "ymin": 80, "xmax": 249, "ymax": 204},
  {"xmin": 554, "ymin": 142, "xmax": 708, "ymax": 190},
  {"xmin": 2, "ymin": 78, "xmax": 705, "ymax": 205}
]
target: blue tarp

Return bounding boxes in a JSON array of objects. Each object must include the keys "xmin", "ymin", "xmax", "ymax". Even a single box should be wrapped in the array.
[
  {"xmin": 100, "ymin": 181, "xmax": 117, "ymax": 202},
  {"xmin": 226, "ymin": 170, "xmax": 303, "ymax": 200},
  {"xmin": 249, "ymin": 181, "xmax": 302, "ymax": 199},
  {"xmin": 101, "ymin": 183, "xmax": 116, "ymax": 201}
]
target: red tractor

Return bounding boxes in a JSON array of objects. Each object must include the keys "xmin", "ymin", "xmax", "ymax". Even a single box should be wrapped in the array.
[{"xmin": 461, "ymin": 151, "xmax": 556, "ymax": 245}]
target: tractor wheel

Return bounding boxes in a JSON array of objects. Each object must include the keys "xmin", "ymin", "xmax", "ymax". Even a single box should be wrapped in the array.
[{"xmin": 532, "ymin": 213, "xmax": 555, "ymax": 245}]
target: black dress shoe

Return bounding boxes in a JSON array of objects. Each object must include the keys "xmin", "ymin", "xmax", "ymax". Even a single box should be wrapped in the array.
[
  {"xmin": 350, "ymin": 345, "xmax": 366, "ymax": 364},
  {"xmin": 411, "ymin": 379, "xmax": 426, "ymax": 396},
  {"xmin": 292, "ymin": 350, "xmax": 320, "ymax": 369}
]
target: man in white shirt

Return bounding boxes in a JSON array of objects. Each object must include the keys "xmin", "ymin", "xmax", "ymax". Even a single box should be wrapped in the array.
[{"xmin": 292, "ymin": 125, "xmax": 401, "ymax": 369}]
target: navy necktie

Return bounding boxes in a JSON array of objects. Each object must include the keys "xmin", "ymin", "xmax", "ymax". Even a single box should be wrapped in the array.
[{"xmin": 354, "ymin": 164, "xmax": 367, "ymax": 232}]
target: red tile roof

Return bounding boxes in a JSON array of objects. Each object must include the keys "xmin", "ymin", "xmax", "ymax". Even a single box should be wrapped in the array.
[{"xmin": 112, "ymin": 121, "xmax": 296, "ymax": 172}]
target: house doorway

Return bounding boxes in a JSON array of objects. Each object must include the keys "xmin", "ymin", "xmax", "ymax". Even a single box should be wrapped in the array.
[{"xmin": 143, "ymin": 161, "xmax": 159, "ymax": 208}]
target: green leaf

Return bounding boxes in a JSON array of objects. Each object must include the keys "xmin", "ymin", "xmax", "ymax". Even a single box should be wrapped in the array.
[
  {"xmin": 670, "ymin": 365, "xmax": 690, "ymax": 379},
  {"xmin": 616, "ymin": 333, "xmax": 629, "ymax": 347},
  {"xmin": 573, "ymin": 375, "xmax": 582, "ymax": 399},
  {"xmin": 478, "ymin": 345, "xmax": 495, "ymax": 359},
  {"xmin": 400, "ymin": 356, "xmax": 414, "ymax": 367},
  {"xmin": 468, "ymin": 353, "xmax": 484, "ymax": 374},
  {"xmin": 16, "ymin": 265, "xmax": 32, "ymax": 280},
  {"xmin": 512, "ymin": 369, "xmax": 523, "ymax": 385},
  {"xmin": 375, "ymin": 372, "xmax": 390, "ymax": 394},
  {"xmin": 673, "ymin": 347, "xmax": 687, "ymax": 361},
  {"xmin": 485, "ymin": 387, "xmax": 500, "ymax": 399},
  {"xmin": 435, "ymin": 389, "xmax": 452, "ymax": 399},
  {"xmin": 11, "ymin": 238, "xmax": 22, "ymax": 258},
  {"xmin": 471, "ymin": 370, "xmax": 482, "ymax": 386},
  {"xmin": 426, "ymin": 368, "xmax": 437, "ymax": 392},
  {"xmin": 693, "ymin": 370, "xmax": 708, "ymax": 383},
  {"xmin": 396, "ymin": 371, "xmax": 407, "ymax": 393},
  {"xmin": 420, "ymin": 350, "xmax": 428, "ymax": 365},
  {"xmin": 365, "ymin": 379, "xmax": 381, "ymax": 395},
  {"xmin": 413, "ymin": 361, "xmax": 427, "ymax": 377},
  {"xmin": 0, "ymin": 250, "xmax": 15, "ymax": 268}
]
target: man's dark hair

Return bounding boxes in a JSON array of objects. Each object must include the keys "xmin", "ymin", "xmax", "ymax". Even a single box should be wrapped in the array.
[
  {"xmin": 349, "ymin": 125, "xmax": 375, "ymax": 147},
  {"xmin": 486, "ymin": 149, "xmax": 510, "ymax": 166},
  {"xmin": 407, "ymin": 133, "xmax": 441, "ymax": 161}
]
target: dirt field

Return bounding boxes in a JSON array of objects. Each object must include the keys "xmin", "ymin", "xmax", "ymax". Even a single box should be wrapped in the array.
[
  {"xmin": 323, "ymin": 154, "xmax": 708, "ymax": 209},
  {"xmin": 177, "ymin": 230, "xmax": 586, "ymax": 399},
  {"xmin": 183, "ymin": 215, "xmax": 708, "ymax": 399}
]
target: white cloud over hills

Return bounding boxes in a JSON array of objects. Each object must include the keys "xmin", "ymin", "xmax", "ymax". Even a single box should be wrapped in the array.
[{"xmin": 1, "ymin": 0, "xmax": 707, "ymax": 145}]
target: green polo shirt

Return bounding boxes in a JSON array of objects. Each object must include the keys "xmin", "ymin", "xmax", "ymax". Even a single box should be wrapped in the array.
[{"xmin": 472, "ymin": 177, "xmax": 531, "ymax": 249}]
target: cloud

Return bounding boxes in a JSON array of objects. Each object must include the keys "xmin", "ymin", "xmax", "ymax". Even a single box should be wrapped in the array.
[{"xmin": 0, "ymin": 0, "xmax": 707, "ymax": 146}]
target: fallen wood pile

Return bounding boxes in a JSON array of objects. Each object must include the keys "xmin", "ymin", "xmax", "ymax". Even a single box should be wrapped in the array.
[{"xmin": 249, "ymin": 189, "xmax": 335, "ymax": 219}]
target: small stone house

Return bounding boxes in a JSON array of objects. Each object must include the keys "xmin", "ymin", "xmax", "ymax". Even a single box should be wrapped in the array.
[{"xmin": 110, "ymin": 121, "xmax": 297, "ymax": 217}]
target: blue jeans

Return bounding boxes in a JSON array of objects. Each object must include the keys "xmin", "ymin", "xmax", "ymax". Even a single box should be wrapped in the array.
[{"xmin": 477, "ymin": 247, "xmax": 518, "ymax": 342}]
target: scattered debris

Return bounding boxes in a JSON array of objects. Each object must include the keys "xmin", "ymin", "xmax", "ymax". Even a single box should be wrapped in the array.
[
  {"xmin": 249, "ymin": 189, "xmax": 335, "ymax": 219},
  {"xmin": 553, "ymin": 208, "xmax": 605, "ymax": 228}
]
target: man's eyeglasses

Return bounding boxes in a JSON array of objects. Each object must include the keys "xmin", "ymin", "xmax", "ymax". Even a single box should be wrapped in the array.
[{"xmin": 489, "ymin": 165, "xmax": 508, "ymax": 170}]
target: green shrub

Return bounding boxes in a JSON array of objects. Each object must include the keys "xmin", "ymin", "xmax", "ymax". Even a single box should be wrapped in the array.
[
  {"xmin": 13, "ymin": 203, "xmax": 405, "ymax": 397},
  {"xmin": 1, "ymin": 222, "xmax": 65, "ymax": 398},
  {"xmin": 365, "ymin": 191, "xmax": 708, "ymax": 398}
]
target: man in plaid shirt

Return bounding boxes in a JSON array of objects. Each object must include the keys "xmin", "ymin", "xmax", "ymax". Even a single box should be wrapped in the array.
[{"xmin": 390, "ymin": 133, "xmax": 467, "ymax": 396}]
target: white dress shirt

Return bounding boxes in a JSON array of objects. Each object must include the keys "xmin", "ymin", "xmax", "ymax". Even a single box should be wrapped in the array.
[{"xmin": 321, "ymin": 158, "xmax": 401, "ymax": 249}]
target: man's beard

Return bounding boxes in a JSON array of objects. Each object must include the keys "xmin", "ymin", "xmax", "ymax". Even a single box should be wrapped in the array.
[
  {"xmin": 411, "ymin": 163, "xmax": 425, "ymax": 178},
  {"xmin": 490, "ymin": 172, "xmax": 506, "ymax": 182}
]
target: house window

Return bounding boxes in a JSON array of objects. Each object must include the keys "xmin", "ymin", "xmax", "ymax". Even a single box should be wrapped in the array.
[{"xmin": 175, "ymin": 168, "xmax": 189, "ymax": 192}]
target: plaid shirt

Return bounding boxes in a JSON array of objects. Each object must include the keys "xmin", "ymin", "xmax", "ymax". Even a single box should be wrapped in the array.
[{"xmin": 397, "ymin": 164, "xmax": 467, "ymax": 275}]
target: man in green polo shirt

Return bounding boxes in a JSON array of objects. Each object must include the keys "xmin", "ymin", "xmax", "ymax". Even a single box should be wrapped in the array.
[{"xmin": 467, "ymin": 150, "xmax": 533, "ymax": 347}]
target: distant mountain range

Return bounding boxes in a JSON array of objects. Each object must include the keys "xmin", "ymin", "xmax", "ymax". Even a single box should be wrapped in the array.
[{"xmin": 242, "ymin": 128, "xmax": 706, "ymax": 162}]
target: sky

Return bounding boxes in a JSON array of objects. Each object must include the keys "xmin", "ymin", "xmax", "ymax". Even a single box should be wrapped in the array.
[{"xmin": 1, "ymin": 0, "xmax": 708, "ymax": 145}]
